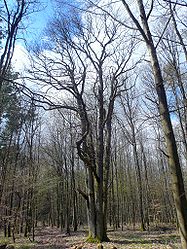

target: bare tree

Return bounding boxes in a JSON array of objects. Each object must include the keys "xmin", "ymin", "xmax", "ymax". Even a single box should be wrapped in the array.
[
  {"xmin": 27, "ymin": 10, "xmax": 137, "ymax": 241},
  {"xmin": 118, "ymin": 84, "xmax": 146, "ymax": 231},
  {"xmin": 116, "ymin": 1, "xmax": 187, "ymax": 247}
]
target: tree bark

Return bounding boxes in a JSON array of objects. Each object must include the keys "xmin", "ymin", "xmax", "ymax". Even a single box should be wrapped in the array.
[
  {"xmin": 120, "ymin": 0, "xmax": 187, "ymax": 246},
  {"xmin": 147, "ymin": 36, "xmax": 187, "ymax": 249},
  {"xmin": 123, "ymin": 0, "xmax": 187, "ymax": 246}
]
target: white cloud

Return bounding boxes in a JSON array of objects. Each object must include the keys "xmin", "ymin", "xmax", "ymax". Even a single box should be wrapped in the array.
[{"xmin": 12, "ymin": 44, "xmax": 29, "ymax": 73}]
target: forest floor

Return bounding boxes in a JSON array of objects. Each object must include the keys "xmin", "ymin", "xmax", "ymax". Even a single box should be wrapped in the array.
[{"xmin": 1, "ymin": 226, "xmax": 181, "ymax": 249}]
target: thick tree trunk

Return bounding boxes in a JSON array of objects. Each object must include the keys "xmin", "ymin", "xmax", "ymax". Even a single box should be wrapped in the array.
[
  {"xmin": 95, "ymin": 69, "xmax": 109, "ymax": 241},
  {"xmin": 86, "ymin": 167, "xmax": 109, "ymax": 242},
  {"xmin": 76, "ymin": 85, "xmax": 110, "ymax": 241}
]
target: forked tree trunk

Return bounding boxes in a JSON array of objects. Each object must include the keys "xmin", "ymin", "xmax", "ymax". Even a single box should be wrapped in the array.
[{"xmin": 76, "ymin": 89, "xmax": 110, "ymax": 242}]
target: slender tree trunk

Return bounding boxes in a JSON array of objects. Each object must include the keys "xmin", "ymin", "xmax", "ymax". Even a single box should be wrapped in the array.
[
  {"xmin": 132, "ymin": 142, "xmax": 145, "ymax": 231},
  {"xmin": 87, "ymin": 169, "xmax": 97, "ymax": 239},
  {"xmin": 169, "ymin": 3, "xmax": 187, "ymax": 62},
  {"xmin": 64, "ymin": 155, "xmax": 70, "ymax": 235},
  {"xmin": 121, "ymin": 0, "xmax": 187, "ymax": 246},
  {"xmin": 111, "ymin": 159, "xmax": 116, "ymax": 230},
  {"xmin": 136, "ymin": 1, "xmax": 187, "ymax": 246},
  {"xmin": 70, "ymin": 125, "xmax": 78, "ymax": 232},
  {"xmin": 148, "ymin": 44, "xmax": 187, "ymax": 249},
  {"xmin": 140, "ymin": 143, "xmax": 150, "ymax": 230},
  {"xmin": 56, "ymin": 183, "xmax": 60, "ymax": 228},
  {"xmin": 171, "ymin": 83, "xmax": 187, "ymax": 156}
]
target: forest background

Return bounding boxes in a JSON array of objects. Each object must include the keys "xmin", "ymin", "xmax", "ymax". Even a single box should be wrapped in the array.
[{"xmin": 0, "ymin": 0, "xmax": 187, "ymax": 248}]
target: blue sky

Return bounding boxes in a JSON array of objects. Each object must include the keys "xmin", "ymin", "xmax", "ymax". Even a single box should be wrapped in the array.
[
  {"xmin": 2, "ymin": 0, "xmax": 54, "ymax": 42},
  {"xmin": 26, "ymin": 0, "xmax": 54, "ymax": 41},
  {"xmin": 9, "ymin": 0, "xmax": 54, "ymax": 71},
  {"xmin": 25, "ymin": 0, "xmax": 80, "ymax": 42},
  {"xmin": 11, "ymin": 0, "xmax": 80, "ymax": 71}
]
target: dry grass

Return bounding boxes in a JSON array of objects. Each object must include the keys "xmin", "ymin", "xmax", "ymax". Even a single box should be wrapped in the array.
[
  {"xmin": 33, "ymin": 226, "xmax": 181, "ymax": 249},
  {"xmin": 0, "ymin": 226, "xmax": 181, "ymax": 249}
]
